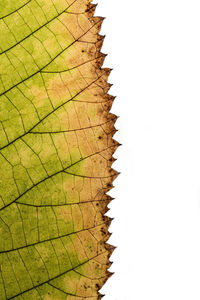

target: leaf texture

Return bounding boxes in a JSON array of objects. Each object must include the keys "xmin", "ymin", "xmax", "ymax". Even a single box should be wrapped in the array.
[{"xmin": 0, "ymin": 0, "xmax": 118, "ymax": 299}]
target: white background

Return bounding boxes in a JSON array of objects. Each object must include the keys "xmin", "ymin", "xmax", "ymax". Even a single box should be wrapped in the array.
[{"xmin": 95, "ymin": 0, "xmax": 200, "ymax": 299}]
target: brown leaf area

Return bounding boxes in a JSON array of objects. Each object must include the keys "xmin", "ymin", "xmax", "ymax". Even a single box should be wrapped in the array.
[{"xmin": 0, "ymin": 0, "xmax": 118, "ymax": 299}]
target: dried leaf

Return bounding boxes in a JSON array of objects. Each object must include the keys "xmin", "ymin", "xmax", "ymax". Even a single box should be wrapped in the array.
[{"xmin": 0, "ymin": 0, "xmax": 118, "ymax": 299}]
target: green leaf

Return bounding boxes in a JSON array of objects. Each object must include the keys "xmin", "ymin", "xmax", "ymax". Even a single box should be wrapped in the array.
[{"xmin": 0, "ymin": 0, "xmax": 118, "ymax": 299}]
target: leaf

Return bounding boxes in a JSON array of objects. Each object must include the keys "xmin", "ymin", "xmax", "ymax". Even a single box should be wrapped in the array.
[{"xmin": 0, "ymin": 0, "xmax": 118, "ymax": 299}]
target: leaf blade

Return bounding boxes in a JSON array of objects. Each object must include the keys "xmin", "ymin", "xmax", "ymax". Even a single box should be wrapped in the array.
[{"xmin": 0, "ymin": 1, "xmax": 117, "ymax": 299}]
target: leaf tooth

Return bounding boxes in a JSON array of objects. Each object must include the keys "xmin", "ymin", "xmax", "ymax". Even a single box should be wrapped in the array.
[
  {"xmin": 109, "ymin": 127, "xmax": 118, "ymax": 138},
  {"xmin": 112, "ymin": 139, "xmax": 122, "ymax": 148},
  {"xmin": 107, "ymin": 261, "xmax": 113, "ymax": 270},
  {"xmin": 101, "ymin": 97, "xmax": 114, "ymax": 112},
  {"xmin": 104, "ymin": 206, "xmax": 110, "ymax": 214},
  {"xmin": 97, "ymin": 292, "xmax": 105, "ymax": 299},
  {"xmin": 95, "ymin": 54, "xmax": 107, "ymax": 69},
  {"xmin": 100, "ymin": 231, "xmax": 112, "ymax": 244},
  {"xmin": 96, "ymin": 34, "xmax": 106, "ymax": 53},
  {"xmin": 106, "ymin": 82, "xmax": 113, "ymax": 93},
  {"xmin": 106, "ymin": 270, "xmax": 114, "ymax": 279},
  {"xmin": 108, "ymin": 156, "xmax": 117, "ymax": 167},
  {"xmin": 107, "ymin": 231, "xmax": 112, "ymax": 241},
  {"xmin": 102, "ymin": 215, "xmax": 113, "ymax": 225},
  {"xmin": 106, "ymin": 217, "xmax": 113, "ymax": 230},
  {"xmin": 105, "ymin": 244, "xmax": 116, "ymax": 258},
  {"xmin": 92, "ymin": 16, "xmax": 105, "ymax": 32},
  {"xmin": 100, "ymin": 194, "xmax": 114, "ymax": 204},
  {"xmin": 102, "ymin": 67, "xmax": 113, "ymax": 78},
  {"xmin": 101, "ymin": 203, "xmax": 111, "ymax": 215},
  {"xmin": 86, "ymin": 2, "xmax": 98, "ymax": 18}
]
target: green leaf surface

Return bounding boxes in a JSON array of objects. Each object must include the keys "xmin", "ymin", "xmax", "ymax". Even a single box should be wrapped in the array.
[{"xmin": 0, "ymin": 0, "xmax": 117, "ymax": 299}]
